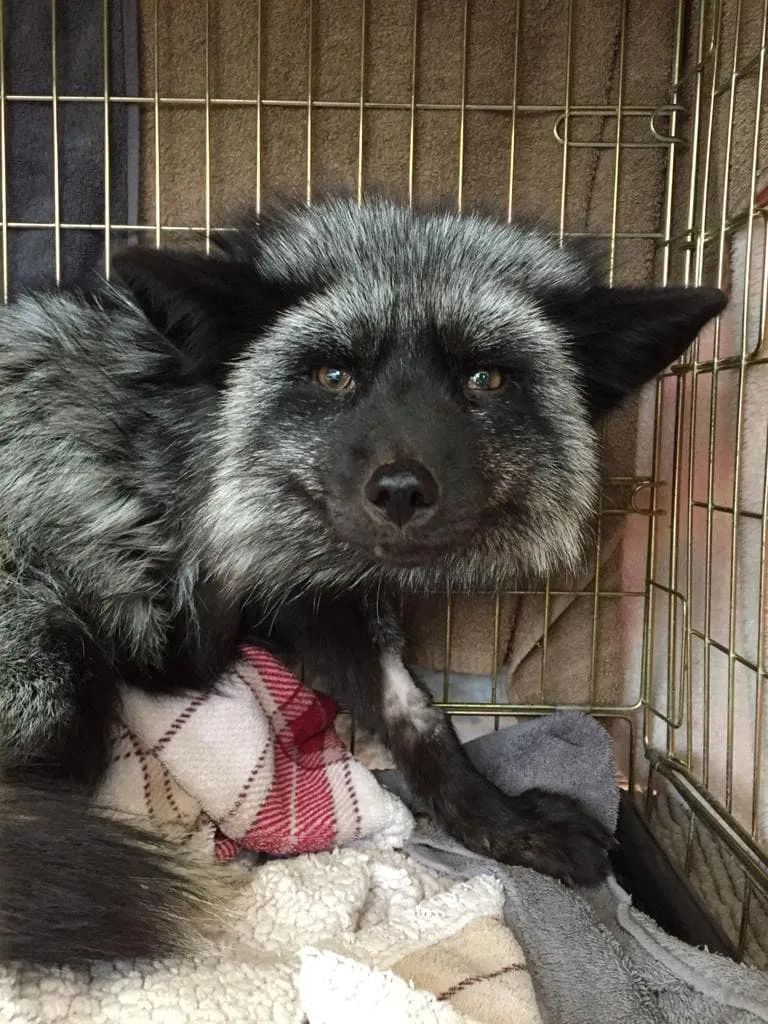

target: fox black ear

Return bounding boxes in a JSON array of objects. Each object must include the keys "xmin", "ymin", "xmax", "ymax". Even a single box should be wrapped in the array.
[
  {"xmin": 112, "ymin": 246, "xmax": 261, "ymax": 335},
  {"xmin": 111, "ymin": 246, "xmax": 302, "ymax": 385},
  {"xmin": 559, "ymin": 286, "xmax": 728, "ymax": 421}
]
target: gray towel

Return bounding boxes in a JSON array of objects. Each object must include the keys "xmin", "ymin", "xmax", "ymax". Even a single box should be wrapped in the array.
[
  {"xmin": 378, "ymin": 712, "xmax": 768, "ymax": 1024},
  {"xmin": 4, "ymin": 0, "xmax": 139, "ymax": 296}
]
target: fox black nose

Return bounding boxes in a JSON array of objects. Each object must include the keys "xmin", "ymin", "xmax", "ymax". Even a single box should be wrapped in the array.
[{"xmin": 364, "ymin": 460, "xmax": 439, "ymax": 527}]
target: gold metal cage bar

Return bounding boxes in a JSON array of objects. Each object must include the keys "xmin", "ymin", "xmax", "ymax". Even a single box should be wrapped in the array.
[{"xmin": 1, "ymin": 0, "xmax": 766, "ymax": 966}]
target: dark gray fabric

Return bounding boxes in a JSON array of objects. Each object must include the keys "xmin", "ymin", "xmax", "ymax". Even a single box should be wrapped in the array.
[
  {"xmin": 378, "ymin": 712, "xmax": 768, "ymax": 1024},
  {"xmin": 4, "ymin": 0, "xmax": 139, "ymax": 296}
]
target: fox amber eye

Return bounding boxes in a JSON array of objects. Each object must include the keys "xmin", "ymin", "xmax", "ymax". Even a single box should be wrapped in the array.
[
  {"xmin": 315, "ymin": 367, "xmax": 355, "ymax": 391},
  {"xmin": 466, "ymin": 368, "xmax": 505, "ymax": 391}
]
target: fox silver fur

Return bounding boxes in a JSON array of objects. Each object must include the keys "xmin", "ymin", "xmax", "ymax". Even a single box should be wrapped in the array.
[{"xmin": 0, "ymin": 196, "xmax": 726, "ymax": 964}]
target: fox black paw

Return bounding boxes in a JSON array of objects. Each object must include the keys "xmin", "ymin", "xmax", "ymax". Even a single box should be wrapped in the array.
[
  {"xmin": 444, "ymin": 786, "xmax": 615, "ymax": 887},
  {"xmin": 502, "ymin": 788, "xmax": 615, "ymax": 886}
]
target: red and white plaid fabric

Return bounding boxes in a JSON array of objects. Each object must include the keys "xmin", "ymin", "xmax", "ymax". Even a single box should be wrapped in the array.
[{"xmin": 98, "ymin": 645, "xmax": 412, "ymax": 860}]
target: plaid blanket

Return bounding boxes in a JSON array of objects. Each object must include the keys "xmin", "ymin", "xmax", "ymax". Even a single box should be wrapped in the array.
[{"xmin": 98, "ymin": 645, "xmax": 413, "ymax": 859}]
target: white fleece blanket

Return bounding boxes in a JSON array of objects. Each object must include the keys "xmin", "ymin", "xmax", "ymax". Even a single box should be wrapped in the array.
[
  {"xmin": 0, "ymin": 648, "xmax": 546, "ymax": 1024},
  {"xmin": 1, "ymin": 846, "xmax": 511, "ymax": 1024},
  {"xmin": 0, "ymin": 644, "xmax": 546, "ymax": 1023}
]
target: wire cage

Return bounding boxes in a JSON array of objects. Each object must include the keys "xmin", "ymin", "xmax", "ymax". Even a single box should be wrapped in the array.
[{"xmin": 1, "ymin": 0, "xmax": 766, "ymax": 968}]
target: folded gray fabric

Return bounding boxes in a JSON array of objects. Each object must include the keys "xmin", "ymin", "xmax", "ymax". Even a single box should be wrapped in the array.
[
  {"xmin": 378, "ymin": 712, "xmax": 768, "ymax": 1024},
  {"xmin": 4, "ymin": 0, "xmax": 139, "ymax": 295}
]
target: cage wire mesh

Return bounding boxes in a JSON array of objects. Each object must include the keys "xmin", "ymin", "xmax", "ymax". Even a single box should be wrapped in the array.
[{"xmin": 0, "ymin": 0, "xmax": 766, "ymax": 966}]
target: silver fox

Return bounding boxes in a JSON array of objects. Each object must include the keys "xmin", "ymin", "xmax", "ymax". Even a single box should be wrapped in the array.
[{"xmin": 0, "ymin": 196, "xmax": 726, "ymax": 964}]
